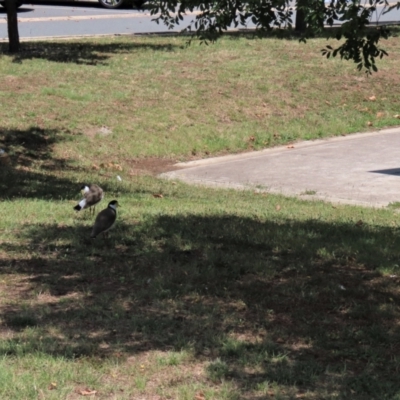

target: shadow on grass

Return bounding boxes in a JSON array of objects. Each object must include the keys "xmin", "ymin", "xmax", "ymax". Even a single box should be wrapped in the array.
[
  {"xmin": 0, "ymin": 40, "xmax": 179, "ymax": 65},
  {"xmin": 1, "ymin": 212, "xmax": 400, "ymax": 398},
  {"xmin": 1, "ymin": 25, "xmax": 398, "ymax": 67},
  {"xmin": 0, "ymin": 127, "xmax": 80, "ymax": 200},
  {"xmin": 0, "ymin": 127, "xmax": 130, "ymax": 200}
]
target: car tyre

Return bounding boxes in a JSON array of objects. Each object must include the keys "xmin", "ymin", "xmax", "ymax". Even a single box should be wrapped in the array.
[{"xmin": 98, "ymin": 0, "xmax": 125, "ymax": 9}]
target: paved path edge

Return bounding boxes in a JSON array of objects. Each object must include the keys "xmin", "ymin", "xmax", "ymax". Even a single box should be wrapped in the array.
[
  {"xmin": 172, "ymin": 127, "xmax": 400, "ymax": 169},
  {"xmin": 160, "ymin": 127, "xmax": 400, "ymax": 208}
]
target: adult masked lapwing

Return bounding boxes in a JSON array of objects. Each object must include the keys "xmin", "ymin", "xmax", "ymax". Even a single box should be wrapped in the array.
[
  {"xmin": 74, "ymin": 184, "xmax": 104, "ymax": 216},
  {"xmin": 90, "ymin": 200, "xmax": 119, "ymax": 239}
]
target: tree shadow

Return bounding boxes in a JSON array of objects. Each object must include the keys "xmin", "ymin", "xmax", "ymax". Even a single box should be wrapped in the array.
[
  {"xmin": 0, "ymin": 24, "xmax": 368, "ymax": 67},
  {"xmin": 0, "ymin": 40, "xmax": 179, "ymax": 65},
  {"xmin": 0, "ymin": 127, "xmax": 80, "ymax": 199},
  {"xmin": 1, "ymin": 212, "xmax": 400, "ymax": 398},
  {"xmin": 1, "ymin": 23, "xmax": 397, "ymax": 67},
  {"xmin": 1, "ymin": 126, "xmax": 68, "ymax": 165},
  {"xmin": 0, "ymin": 127, "xmax": 130, "ymax": 200},
  {"xmin": 0, "ymin": 7, "xmax": 33, "ymax": 14}
]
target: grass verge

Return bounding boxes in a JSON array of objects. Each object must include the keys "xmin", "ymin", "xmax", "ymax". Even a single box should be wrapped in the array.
[{"xmin": 0, "ymin": 32, "xmax": 400, "ymax": 399}]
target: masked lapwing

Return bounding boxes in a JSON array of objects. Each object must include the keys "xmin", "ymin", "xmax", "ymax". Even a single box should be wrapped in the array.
[
  {"xmin": 90, "ymin": 200, "xmax": 119, "ymax": 239},
  {"xmin": 74, "ymin": 184, "xmax": 104, "ymax": 216}
]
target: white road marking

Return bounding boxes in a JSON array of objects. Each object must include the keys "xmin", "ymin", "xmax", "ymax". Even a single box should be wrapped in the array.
[
  {"xmin": 0, "ymin": 11, "xmax": 200, "ymax": 23},
  {"xmin": 2, "ymin": 13, "xmax": 149, "ymax": 23}
]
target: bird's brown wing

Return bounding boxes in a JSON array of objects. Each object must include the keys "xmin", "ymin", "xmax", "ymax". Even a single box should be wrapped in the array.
[
  {"xmin": 85, "ymin": 186, "xmax": 104, "ymax": 207},
  {"xmin": 89, "ymin": 185, "xmax": 104, "ymax": 197}
]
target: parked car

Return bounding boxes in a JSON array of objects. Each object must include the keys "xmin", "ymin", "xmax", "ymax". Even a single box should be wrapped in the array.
[{"xmin": 0, "ymin": 0, "xmax": 145, "ymax": 10}]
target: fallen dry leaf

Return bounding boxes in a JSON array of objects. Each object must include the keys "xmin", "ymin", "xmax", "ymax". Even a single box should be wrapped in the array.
[
  {"xmin": 376, "ymin": 112, "xmax": 384, "ymax": 118},
  {"xmin": 92, "ymin": 164, "xmax": 99, "ymax": 170},
  {"xmin": 367, "ymin": 121, "xmax": 373, "ymax": 126},
  {"xmin": 79, "ymin": 388, "xmax": 97, "ymax": 396},
  {"xmin": 275, "ymin": 205, "xmax": 281, "ymax": 211},
  {"xmin": 368, "ymin": 95, "xmax": 376, "ymax": 101},
  {"xmin": 153, "ymin": 194, "xmax": 163, "ymax": 198},
  {"xmin": 100, "ymin": 162, "xmax": 123, "ymax": 171},
  {"xmin": 195, "ymin": 391, "xmax": 206, "ymax": 400},
  {"xmin": 48, "ymin": 382, "xmax": 57, "ymax": 390},
  {"xmin": 0, "ymin": 154, "xmax": 10, "ymax": 165}
]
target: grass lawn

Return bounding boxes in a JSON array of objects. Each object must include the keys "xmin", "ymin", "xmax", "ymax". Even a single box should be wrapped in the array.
[{"xmin": 1, "ymin": 31, "xmax": 400, "ymax": 399}]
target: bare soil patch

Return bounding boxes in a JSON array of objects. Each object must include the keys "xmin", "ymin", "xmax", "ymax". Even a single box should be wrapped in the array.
[{"xmin": 125, "ymin": 157, "xmax": 181, "ymax": 176}]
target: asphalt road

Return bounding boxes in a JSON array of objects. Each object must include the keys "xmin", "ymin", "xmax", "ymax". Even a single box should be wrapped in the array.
[
  {"xmin": 0, "ymin": 1, "xmax": 198, "ymax": 40},
  {"xmin": 0, "ymin": 1, "xmax": 399, "ymax": 41}
]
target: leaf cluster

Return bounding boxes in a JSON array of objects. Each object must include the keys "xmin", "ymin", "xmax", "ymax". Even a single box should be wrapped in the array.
[
  {"xmin": 146, "ymin": 0, "xmax": 400, "ymax": 72},
  {"xmin": 320, "ymin": 0, "xmax": 391, "ymax": 73}
]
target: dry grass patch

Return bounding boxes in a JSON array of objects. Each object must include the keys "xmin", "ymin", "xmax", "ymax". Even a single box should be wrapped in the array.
[{"xmin": 1, "ymin": 31, "xmax": 400, "ymax": 166}]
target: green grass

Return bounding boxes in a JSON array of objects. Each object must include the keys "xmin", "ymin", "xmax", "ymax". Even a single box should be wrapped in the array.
[
  {"xmin": 301, "ymin": 190, "xmax": 317, "ymax": 196},
  {"xmin": 1, "ymin": 32, "xmax": 400, "ymax": 399},
  {"xmin": 1, "ymin": 179, "xmax": 400, "ymax": 399},
  {"xmin": 1, "ymin": 32, "xmax": 400, "ymax": 162}
]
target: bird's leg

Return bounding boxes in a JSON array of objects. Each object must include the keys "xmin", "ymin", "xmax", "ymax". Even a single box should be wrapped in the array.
[{"xmin": 102, "ymin": 231, "xmax": 111, "ymax": 247}]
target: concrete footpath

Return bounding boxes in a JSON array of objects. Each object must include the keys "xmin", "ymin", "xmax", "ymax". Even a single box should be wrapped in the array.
[{"xmin": 161, "ymin": 127, "xmax": 400, "ymax": 207}]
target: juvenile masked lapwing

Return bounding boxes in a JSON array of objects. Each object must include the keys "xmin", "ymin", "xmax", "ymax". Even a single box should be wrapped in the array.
[
  {"xmin": 90, "ymin": 200, "xmax": 119, "ymax": 239},
  {"xmin": 74, "ymin": 184, "xmax": 104, "ymax": 216}
]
